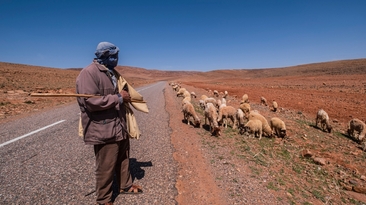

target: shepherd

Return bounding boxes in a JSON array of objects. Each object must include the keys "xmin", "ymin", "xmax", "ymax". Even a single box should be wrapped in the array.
[{"xmin": 76, "ymin": 41, "xmax": 148, "ymax": 205}]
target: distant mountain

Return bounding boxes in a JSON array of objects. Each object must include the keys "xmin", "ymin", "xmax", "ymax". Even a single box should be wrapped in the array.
[{"xmin": 1, "ymin": 58, "xmax": 365, "ymax": 82}]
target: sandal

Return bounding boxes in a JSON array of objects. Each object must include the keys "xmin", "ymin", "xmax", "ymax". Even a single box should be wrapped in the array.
[{"xmin": 120, "ymin": 184, "xmax": 143, "ymax": 194}]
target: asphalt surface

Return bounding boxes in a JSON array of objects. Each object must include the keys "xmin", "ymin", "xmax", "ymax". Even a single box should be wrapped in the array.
[{"xmin": 0, "ymin": 81, "xmax": 177, "ymax": 204}]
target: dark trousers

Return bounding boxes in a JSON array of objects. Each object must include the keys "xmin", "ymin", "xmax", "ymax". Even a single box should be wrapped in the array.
[{"xmin": 94, "ymin": 138, "xmax": 132, "ymax": 204}]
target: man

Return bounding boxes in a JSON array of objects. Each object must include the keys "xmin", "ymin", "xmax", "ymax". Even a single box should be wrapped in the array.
[{"xmin": 76, "ymin": 42, "xmax": 142, "ymax": 205}]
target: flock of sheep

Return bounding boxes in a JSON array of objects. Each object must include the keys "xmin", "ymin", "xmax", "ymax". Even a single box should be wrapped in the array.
[{"xmin": 170, "ymin": 82, "xmax": 366, "ymax": 149}]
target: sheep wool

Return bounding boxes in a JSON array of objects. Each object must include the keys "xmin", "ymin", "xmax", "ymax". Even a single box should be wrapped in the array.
[
  {"xmin": 315, "ymin": 109, "xmax": 332, "ymax": 133},
  {"xmin": 270, "ymin": 117, "xmax": 286, "ymax": 138},
  {"xmin": 182, "ymin": 101, "xmax": 200, "ymax": 127},
  {"xmin": 248, "ymin": 111, "xmax": 272, "ymax": 137},
  {"xmin": 217, "ymin": 105, "xmax": 237, "ymax": 129},
  {"xmin": 242, "ymin": 119, "xmax": 263, "ymax": 139},
  {"xmin": 347, "ymin": 118, "xmax": 366, "ymax": 143},
  {"xmin": 204, "ymin": 102, "xmax": 221, "ymax": 136}
]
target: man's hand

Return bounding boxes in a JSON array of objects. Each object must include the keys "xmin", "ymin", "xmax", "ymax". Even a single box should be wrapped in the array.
[{"xmin": 120, "ymin": 90, "xmax": 131, "ymax": 103}]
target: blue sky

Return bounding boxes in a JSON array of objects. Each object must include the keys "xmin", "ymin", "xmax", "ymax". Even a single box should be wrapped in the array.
[{"xmin": 0, "ymin": 0, "xmax": 365, "ymax": 71}]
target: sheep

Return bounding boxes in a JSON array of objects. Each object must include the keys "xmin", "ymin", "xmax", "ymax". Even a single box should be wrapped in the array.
[
  {"xmin": 190, "ymin": 91, "xmax": 197, "ymax": 98},
  {"xmin": 221, "ymin": 97, "xmax": 227, "ymax": 106},
  {"xmin": 200, "ymin": 94, "xmax": 208, "ymax": 101},
  {"xmin": 204, "ymin": 102, "xmax": 221, "ymax": 136},
  {"xmin": 240, "ymin": 94, "xmax": 249, "ymax": 104},
  {"xmin": 217, "ymin": 99, "xmax": 222, "ymax": 108},
  {"xmin": 247, "ymin": 111, "xmax": 272, "ymax": 137},
  {"xmin": 213, "ymin": 90, "xmax": 219, "ymax": 97},
  {"xmin": 181, "ymin": 96, "xmax": 191, "ymax": 106},
  {"xmin": 347, "ymin": 118, "xmax": 366, "ymax": 143},
  {"xmin": 173, "ymin": 84, "xmax": 180, "ymax": 91},
  {"xmin": 177, "ymin": 89, "xmax": 190, "ymax": 98},
  {"xmin": 217, "ymin": 105, "xmax": 237, "ymax": 129},
  {"xmin": 182, "ymin": 101, "xmax": 201, "ymax": 127},
  {"xmin": 204, "ymin": 97, "xmax": 218, "ymax": 108},
  {"xmin": 239, "ymin": 103, "xmax": 251, "ymax": 119},
  {"xmin": 216, "ymin": 98, "xmax": 227, "ymax": 110},
  {"xmin": 223, "ymin": 90, "xmax": 228, "ymax": 98},
  {"xmin": 241, "ymin": 119, "xmax": 263, "ymax": 139},
  {"xmin": 199, "ymin": 99, "xmax": 206, "ymax": 110},
  {"xmin": 272, "ymin": 100, "xmax": 278, "ymax": 112},
  {"xmin": 315, "ymin": 109, "xmax": 332, "ymax": 133},
  {"xmin": 270, "ymin": 117, "xmax": 287, "ymax": 138},
  {"xmin": 260, "ymin": 96, "xmax": 268, "ymax": 106},
  {"xmin": 236, "ymin": 108, "xmax": 245, "ymax": 130}
]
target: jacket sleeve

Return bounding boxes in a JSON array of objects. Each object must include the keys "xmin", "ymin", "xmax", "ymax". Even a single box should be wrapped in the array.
[{"xmin": 76, "ymin": 67, "xmax": 119, "ymax": 112}]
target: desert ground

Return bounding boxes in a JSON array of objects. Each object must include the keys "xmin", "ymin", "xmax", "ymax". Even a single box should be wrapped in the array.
[{"xmin": 1, "ymin": 59, "xmax": 366, "ymax": 204}]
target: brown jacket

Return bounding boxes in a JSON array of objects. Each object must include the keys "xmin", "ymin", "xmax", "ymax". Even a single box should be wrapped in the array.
[{"xmin": 76, "ymin": 62, "xmax": 127, "ymax": 145}]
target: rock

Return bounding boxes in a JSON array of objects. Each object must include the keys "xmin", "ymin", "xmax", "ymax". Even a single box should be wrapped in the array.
[
  {"xmin": 353, "ymin": 186, "xmax": 366, "ymax": 194},
  {"xmin": 340, "ymin": 182, "xmax": 353, "ymax": 191},
  {"xmin": 313, "ymin": 157, "xmax": 326, "ymax": 165},
  {"xmin": 349, "ymin": 179, "xmax": 358, "ymax": 185},
  {"xmin": 302, "ymin": 149, "xmax": 313, "ymax": 158}
]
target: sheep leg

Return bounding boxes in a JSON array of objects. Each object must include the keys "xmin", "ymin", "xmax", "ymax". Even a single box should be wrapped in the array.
[{"xmin": 258, "ymin": 129, "xmax": 262, "ymax": 140}]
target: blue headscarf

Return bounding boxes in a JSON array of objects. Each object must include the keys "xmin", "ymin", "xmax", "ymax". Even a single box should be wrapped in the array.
[{"xmin": 95, "ymin": 42, "xmax": 120, "ymax": 69}]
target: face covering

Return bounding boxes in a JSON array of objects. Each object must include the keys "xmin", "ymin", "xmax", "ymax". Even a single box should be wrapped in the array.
[{"xmin": 99, "ymin": 53, "xmax": 118, "ymax": 69}]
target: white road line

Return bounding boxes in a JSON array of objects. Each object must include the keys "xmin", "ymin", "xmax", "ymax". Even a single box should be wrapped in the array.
[{"xmin": 0, "ymin": 120, "xmax": 66, "ymax": 148}]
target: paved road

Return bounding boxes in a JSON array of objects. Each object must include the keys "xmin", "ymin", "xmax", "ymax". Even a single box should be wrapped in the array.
[{"xmin": 0, "ymin": 81, "xmax": 177, "ymax": 204}]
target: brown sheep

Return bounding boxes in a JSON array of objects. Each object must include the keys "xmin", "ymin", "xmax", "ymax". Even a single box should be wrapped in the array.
[
  {"xmin": 217, "ymin": 105, "xmax": 237, "ymax": 129},
  {"xmin": 315, "ymin": 109, "xmax": 332, "ymax": 133},
  {"xmin": 204, "ymin": 102, "xmax": 221, "ymax": 136},
  {"xmin": 347, "ymin": 118, "xmax": 365, "ymax": 143},
  {"xmin": 248, "ymin": 111, "xmax": 272, "ymax": 137},
  {"xmin": 242, "ymin": 119, "xmax": 263, "ymax": 139},
  {"xmin": 182, "ymin": 101, "xmax": 200, "ymax": 127},
  {"xmin": 272, "ymin": 100, "xmax": 278, "ymax": 112},
  {"xmin": 270, "ymin": 117, "xmax": 286, "ymax": 138},
  {"xmin": 260, "ymin": 96, "xmax": 268, "ymax": 106}
]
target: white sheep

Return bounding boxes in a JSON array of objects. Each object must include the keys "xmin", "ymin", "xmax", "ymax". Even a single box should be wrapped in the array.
[
  {"xmin": 242, "ymin": 119, "xmax": 263, "ymax": 139},
  {"xmin": 199, "ymin": 99, "xmax": 206, "ymax": 110},
  {"xmin": 190, "ymin": 91, "xmax": 197, "ymax": 98},
  {"xmin": 213, "ymin": 90, "xmax": 219, "ymax": 97},
  {"xmin": 182, "ymin": 101, "xmax": 200, "ymax": 127},
  {"xmin": 216, "ymin": 97, "xmax": 227, "ymax": 110},
  {"xmin": 223, "ymin": 90, "xmax": 228, "ymax": 98},
  {"xmin": 272, "ymin": 100, "xmax": 278, "ymax": 112},
  {"xmin": 221, "ymin": 97, "xmax": 227, "ymax": 105},
  {"xmin": 270, "ymin": 117, "xmax": 287, "ymax": 138},
  {"xmin": 217, "ymin": 105, "xmax": 237, "ymax": 129},
  {"xmin": 347, "ymin": 118, "xmax": 366, "ymax": 143},
  {"xmin": 247, "ymin": 111, "xmax": 272, "ymax": 137},
  {"xmin": 173, "ymin": 84, "xmax": 180, "ymax": 91},
  {"xmin": 236, "ymin": 108, "xmax": 245, "ymax": 130},
  {"xmin": 260, "ymin": 96, "xmax": 268, "ymax": 106},
  {"xmin": 204, "ymin": 102, "xmax": 221, "ymax": 136},
  {"xmin": 315, "ymin": 109, "xmax": 332, "ymax": 133}
]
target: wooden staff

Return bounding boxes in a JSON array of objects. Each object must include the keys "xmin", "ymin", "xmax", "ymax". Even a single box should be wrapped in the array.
[{"xmin": 30, "ymin": 93, "xmax": 146, "ymax": 103}]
